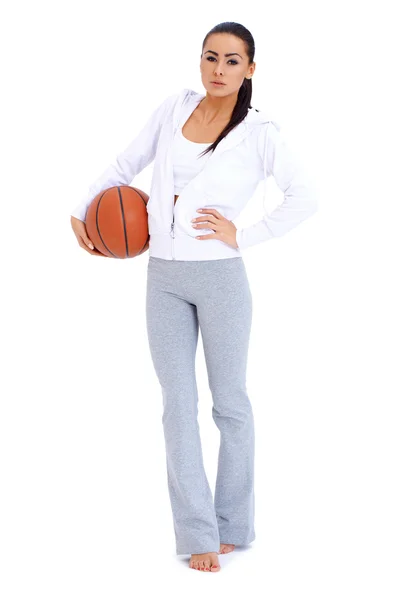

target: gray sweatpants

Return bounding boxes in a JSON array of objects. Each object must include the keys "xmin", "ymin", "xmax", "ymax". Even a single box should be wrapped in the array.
[{"xmin": 145, "ymin": 256, "xmax": 255, "ymax": 555}]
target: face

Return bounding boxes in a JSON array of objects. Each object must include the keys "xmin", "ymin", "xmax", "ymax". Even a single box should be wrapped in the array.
[{"xmin": 200, "ymin": 33, "xmax": 256, "ymax": 97}]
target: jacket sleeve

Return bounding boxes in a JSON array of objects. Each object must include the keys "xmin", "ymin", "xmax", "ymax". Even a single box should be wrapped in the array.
[
  {"xmin": 235, "ymin": 121, "xmax": 318, "ymax": 250},
  {"xmin": 70, "ymin": 92, "xmax": 178, "ymax": 222}
]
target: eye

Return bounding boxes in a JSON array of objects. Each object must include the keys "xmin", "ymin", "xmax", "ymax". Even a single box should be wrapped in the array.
[{"xmin": 206, "ymin": 56, "xmax": 238, "ymax": 65}]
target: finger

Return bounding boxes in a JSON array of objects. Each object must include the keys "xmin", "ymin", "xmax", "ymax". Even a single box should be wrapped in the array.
[
  {"xmin": 196, "ymin": 234, "xmax": 218, "ymax": 240},
  {"xmin": 198, "ymin": 213, "xmax": 219, "ymax": 222},
  {"xmin": 198, "ymin": 208, "xmax": 220, "ymax": 217},
  {"xmin": 80, "ymin": 235, "xmax": 102, "ymax": 254},
  {"xmin": 78, "ymin": 241, "xmax": 104, "ymax": 256},
  {"xmin": 195, "ymin": 215, "xmax": 217, "ymax": 225},
  {"xmin": 195, "ymin": 222, "xmax": 218, "ymax": 231},
  {"xmin": 83, "ymin": 238, "xmax": 95, "ymax": 250},
  {"xmin": 195, "ymin": 216, "xmax": 218, "ymax": 226}
]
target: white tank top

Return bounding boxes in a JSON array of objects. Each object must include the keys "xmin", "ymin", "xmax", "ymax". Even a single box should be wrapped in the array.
[{"xmin": 172, "ymin": 125, "xmax": 212, "ymax": 195}]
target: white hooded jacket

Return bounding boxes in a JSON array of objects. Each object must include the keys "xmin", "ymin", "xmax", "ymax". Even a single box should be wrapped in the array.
[{"xmin": 71, "ymin": 88, "xmax": 318, "ymax": 260}]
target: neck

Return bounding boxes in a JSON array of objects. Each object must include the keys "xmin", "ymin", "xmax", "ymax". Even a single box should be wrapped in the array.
[{"xmin": 197, "ymin": 92, "xmax": 237, "ymax": 125}]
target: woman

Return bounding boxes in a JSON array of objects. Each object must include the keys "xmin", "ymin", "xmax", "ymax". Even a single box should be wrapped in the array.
[{"xmin": 71, "ymin": 22, "xmax": 317, "ymax": 572}]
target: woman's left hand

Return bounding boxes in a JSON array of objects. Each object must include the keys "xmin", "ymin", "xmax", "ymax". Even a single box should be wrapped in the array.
[{"xmin": 191, "ymin": 208, "xmax": 238, "ymax": 249}]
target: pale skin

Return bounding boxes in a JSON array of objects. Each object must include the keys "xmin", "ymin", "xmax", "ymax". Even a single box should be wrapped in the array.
[{"xmin": 182, "ymin": 32, "xmax": 256, "ymax": 571}]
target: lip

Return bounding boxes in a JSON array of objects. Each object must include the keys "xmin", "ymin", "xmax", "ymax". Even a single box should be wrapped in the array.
[{"xmin": 211, "ymin": 81, "xmax": 226, "ymax": 86}]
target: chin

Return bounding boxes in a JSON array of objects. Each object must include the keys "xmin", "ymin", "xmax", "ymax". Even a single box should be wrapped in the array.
[{"xmin": 208, "ymin": 85, "xmax": 228, "ymax": 93}]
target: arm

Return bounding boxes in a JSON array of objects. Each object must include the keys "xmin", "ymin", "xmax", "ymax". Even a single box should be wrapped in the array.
[
  {"xmin": 234, "ymin": 121, "xmax": 318, "ymax": 250},
  {"xmin": 70, "ymin": 92, "xmax": 178, "ymax": 222}
]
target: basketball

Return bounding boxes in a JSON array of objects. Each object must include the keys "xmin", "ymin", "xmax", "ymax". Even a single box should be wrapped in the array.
[{"xmin": 85, "ymin": 185, "xmax": 150, "ymax": 258}]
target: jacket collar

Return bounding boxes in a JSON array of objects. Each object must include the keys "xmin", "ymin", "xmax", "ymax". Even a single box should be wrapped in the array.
[{"xmin": 171, "ymin": 88, "xmax": 277, "ymax": 159}]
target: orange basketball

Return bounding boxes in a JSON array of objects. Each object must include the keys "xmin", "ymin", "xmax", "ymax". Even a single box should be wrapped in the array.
[{"xmin": 85, "ymin": 185, "xmax": 150, "ymax": 258}]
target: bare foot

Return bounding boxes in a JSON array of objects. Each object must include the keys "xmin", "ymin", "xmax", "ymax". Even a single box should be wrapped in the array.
[
  {"xmin": 189, "ymin": 551, "xmax": 220, "ymax": 571},
  {"xmin": 219, "ymin": 543, "xmax": 235, "ymax": 554}
]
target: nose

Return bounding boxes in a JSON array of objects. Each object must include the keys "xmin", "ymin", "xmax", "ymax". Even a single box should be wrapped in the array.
[{"xmin": 214, "ymin": 63, "xmax": 224, "ymax": 76}]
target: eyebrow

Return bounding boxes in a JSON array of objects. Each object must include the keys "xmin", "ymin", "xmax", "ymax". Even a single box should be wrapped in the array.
[{"xmin": 205, "ymin": 50, "xmax": 242, "ymax": 59}]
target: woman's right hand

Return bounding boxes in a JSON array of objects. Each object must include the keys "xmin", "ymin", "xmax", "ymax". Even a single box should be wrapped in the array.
[{"xmin": 70, "ymin": 216, "xmax": 105, "ymax": 256}]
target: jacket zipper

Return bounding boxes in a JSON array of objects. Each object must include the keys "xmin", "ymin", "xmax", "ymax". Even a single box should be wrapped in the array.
[{"xmin": 170, "ymin": 214, "xmax": 175, "ymax": 260}]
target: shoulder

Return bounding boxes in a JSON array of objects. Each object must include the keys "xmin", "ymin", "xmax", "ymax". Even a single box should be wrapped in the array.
[
  {"xmin": 246, "ymin": 108, "xmax": 282, "ymax": 156},
  {"xmin": 153, "ymin": 88, "xmax": 189, "ymax": 112},
  {"xmin": 157, "ymin": 88, "xmax": 201, "ymax": 119},
  {"xmin": 250, "ymin": 117, "xmax": 282, "ymax": 163},
  {"xmin": 165, "ymin": 87, "xmax": 201, "ymax": 106},
  {"xmin": 246, "ymin": 105, "xmax": 281, "ymax": 131}
]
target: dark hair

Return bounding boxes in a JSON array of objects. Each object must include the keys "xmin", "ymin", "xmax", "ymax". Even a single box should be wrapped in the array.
[{"xmin": 197, "ymin": 22, "xmax": 258, "ymax": 158}]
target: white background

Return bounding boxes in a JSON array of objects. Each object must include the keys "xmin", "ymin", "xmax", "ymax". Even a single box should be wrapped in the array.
[{"xmin": 1, "ymin": 0, "xmax": 399, "ymax": 597}]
